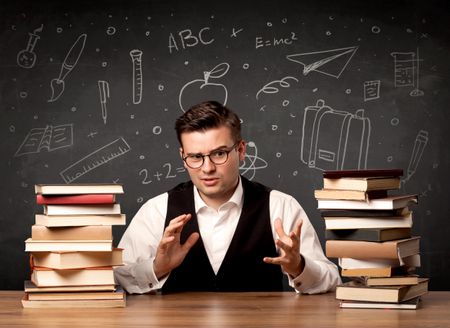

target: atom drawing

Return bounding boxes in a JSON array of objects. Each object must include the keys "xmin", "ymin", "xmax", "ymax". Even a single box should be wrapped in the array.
[{"xmin": 240, "ymin": 141, "xmax": 268, "ymax": 180}]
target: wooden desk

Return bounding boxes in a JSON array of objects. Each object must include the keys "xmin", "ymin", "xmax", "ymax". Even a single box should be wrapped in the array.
[{"xmin": 1, "ymin": 291, "xmax": 449, "ymax": 327}]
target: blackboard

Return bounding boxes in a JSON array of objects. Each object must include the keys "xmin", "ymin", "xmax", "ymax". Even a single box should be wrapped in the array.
[{"xmin": 1, "ymin": 0, "xmax": 449, "ymax": 291}]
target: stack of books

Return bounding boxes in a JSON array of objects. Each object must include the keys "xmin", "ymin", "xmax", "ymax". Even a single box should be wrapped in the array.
[
  {"xmin": 315, "ymin": 169, "xmax": 428, "ymax": 310},
  {"xmin": 22, "ymin": 183, "xmax": 127, "ymax": 308}
]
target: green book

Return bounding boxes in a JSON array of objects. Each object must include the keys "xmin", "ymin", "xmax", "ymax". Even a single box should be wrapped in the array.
[{"xmin": 325, "ymin": 228, "xmax": 412, "ymax": 242}]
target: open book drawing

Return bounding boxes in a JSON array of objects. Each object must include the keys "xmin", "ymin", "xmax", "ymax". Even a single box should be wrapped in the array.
[{"xmin": 15, "ymin": 124, "xmax": 73, "ymax": 157}]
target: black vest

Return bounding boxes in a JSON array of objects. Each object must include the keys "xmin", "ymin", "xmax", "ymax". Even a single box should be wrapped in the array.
[{"xmin": 162, "ymin": 177, "xmax": 284, "ymax": 293}]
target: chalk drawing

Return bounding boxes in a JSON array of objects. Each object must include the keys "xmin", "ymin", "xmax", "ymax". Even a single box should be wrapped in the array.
[
  {"xmin": 231, "ymin": 27, "xmax": 243, "ymax": 37},
  {"xmin": 106, "ymin": 26, "xmax": 116, "ymax": 35},
  {"xmin": 301, "ymin": 99, "xmax": 371, "ymax": 171},
  {"xmin": 130, "ymin": 49, "xmax": 143, "ymax": 104},
  {"xmin": 391, "ymin": 49, "xmax": 424, "ymax": 96},
  {"xmin": 255, "ymin": 32, "xmax": 298, "ymax": 49},
  {"xmin": 98, "ymin": 80, "xmax": 110, "ymax": 124},
  {"xmin": 240, "ymin": 141, "xmax": 268, "ymax": 180},
  {"xmin": 15, "ymin": 124, "xmax": 73, "ymax": 157},
  {"xmin": 139, "ymin": 163, "xmax": 186, "ymax": 185},
  {"xmin": 168, "ymin": 27, "xmax": 214, "ymax": 53},
  {"xmin": 59, "ymin": 137, "xmax": 131, "ymax": 183},
  {"xmin": 17, "ymin": 24, "xmax": 43, "ymax": 68},
  {"xmin": 256, "ymin": 76, "xmax": 299, "ymax": 99},
  {"xmin": 287, "ymin": 46, "xmax": 358, "ymax": 78},
  {"xmin": 402, "ymin": 130, "xmax": 429, "ymax": 185},
  {"xmin": 364, "ymin": 80, "xmax": 381, "ymax": 101},
  {"xmin": 48, "ymin": 34, "xmax": 87, "ymax": 102},
  {"xmin": 179, "ymin": 62, "xmax": 229, "ymax": 112}
]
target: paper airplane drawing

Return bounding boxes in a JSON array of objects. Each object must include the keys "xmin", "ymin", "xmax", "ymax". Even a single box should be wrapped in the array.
[{"xmin": 286, "ymin": 46, "xmax": 358, "ymax": 78}]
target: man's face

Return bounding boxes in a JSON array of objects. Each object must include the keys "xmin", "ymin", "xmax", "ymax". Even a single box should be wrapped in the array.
[{"xmin": 180, "ymin": 126, "xmax": 246, "ymax": 208}]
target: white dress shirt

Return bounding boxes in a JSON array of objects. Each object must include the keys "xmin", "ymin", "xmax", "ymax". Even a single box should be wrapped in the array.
[{"xmin": 114, "ymin": 179, "xmax": 341, "ymax": 294}]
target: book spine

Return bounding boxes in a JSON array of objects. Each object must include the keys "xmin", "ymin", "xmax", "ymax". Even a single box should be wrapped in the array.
[
  {"xmin": 323, "ymin": 169, "xmax": 403, "ymax": 179},
  {"xmin": 43, "ymin": 204, "xmax": 121, "ymax": 215},
  {"xmin": 31, "ymin": 225, "xmax": 113, "ymax": 240},
  {"xmin": 326, "ymin": 240, "xmax": 399, "ymax": 259},
  {"xmin": 325, "ymin": 229, "xmax": 381, "ymax": 241},
  {"xmin": 36, "ymin": 194, "xmax": 115, "ymax": 204}
]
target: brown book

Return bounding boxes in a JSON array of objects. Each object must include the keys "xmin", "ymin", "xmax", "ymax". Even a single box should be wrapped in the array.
[
  {"xmin": 365, "ymin": 275, "xmax": 423, "ymax": 286},
  {"xmin": 336, "ymin": 278, "xmax": 428, "ymax": 303},
  {"xmin": 31, "ymin": 266, "xmax": 115, "ymax": 287},
  {"xmin": 35, "ymin": 183, "xmax": 124, "ymax": 195},
  {"xmin": 323, "ymin": 177, "xmax": 401, "ymax": 191},
  {"xmin": 31, "ymin": 248, "xmax": 123, "ymax": 269},
  {"xmin": 35, "ymin": 214, "xmax": 126, "ymax": 227},
  {"xmin": 325, "ymin": 228, "xmax": 412, "ymax": 242},
  {"xmin": 24, "ymin": 280, "xmax": 116, "ymax": 293},
  {"xmin": 326, "ymin": 237, "xmax": 420, "ymax": 259},
  {"xmin": 323, "ymin": 169, "xmax": 403, "ymax": 179},
  {"xmin": 31, "ymin": 225, "xmax": 113, "ymax": 240},
  {"xmin": 314, "ymin": 189, "xmax": 387, "ymax": 201},
  {"xmin": 22, "ymin": 293, "xmax": 126, "ymax": 308},
  {"xmin": 27, "ymin": 286, "xmax": 125, "ymax": 301},
  {"xmin": 341, "ymin": 266, "xmax": 413, "ymax": 278}
]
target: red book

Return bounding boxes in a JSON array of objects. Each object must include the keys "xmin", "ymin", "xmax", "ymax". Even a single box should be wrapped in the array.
[{"xmin": 36, "ymin": 194, "xmax": 116, "ymax": 205}]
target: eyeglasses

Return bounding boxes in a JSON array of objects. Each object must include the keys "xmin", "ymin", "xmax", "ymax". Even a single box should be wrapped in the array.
[{"xmin": 183, "ymin": 142, "xmax": 240, "ymax": 169}]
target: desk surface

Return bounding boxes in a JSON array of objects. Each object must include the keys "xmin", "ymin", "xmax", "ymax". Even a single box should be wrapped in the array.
[{"xmin": 1, "ymin": 291, "xmax": 449, "ymax": 327}]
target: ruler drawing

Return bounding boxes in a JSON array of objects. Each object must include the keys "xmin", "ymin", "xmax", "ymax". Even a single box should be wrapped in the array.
[{"xmin": 60, "ymin": 137, "xmax": 131, "ymax": 183}]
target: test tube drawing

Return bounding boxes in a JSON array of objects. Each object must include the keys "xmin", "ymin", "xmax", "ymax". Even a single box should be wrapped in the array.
[
  {"xmin": 410, "ymin": 48, "xmax": 424, "ymax": 97},
  {"xmin": 98, "ymin": 80, "xmax": 110, "ymax": 124},
  {"xmin": 130, "ymin": 49, "xmax": 143, "ymax": 104},
  {"xmin": 405, "ymin": 130, "xmax": 429, "ymax": 182},
  {"xmin": 17, "ymin": 24, "xmax": 43, "ymax": 69}
]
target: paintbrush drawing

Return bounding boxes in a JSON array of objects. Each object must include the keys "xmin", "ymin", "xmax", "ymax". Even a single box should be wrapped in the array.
[{"xmin": 48, "ymin": 34, "xmax": 87, "ymax": 102}]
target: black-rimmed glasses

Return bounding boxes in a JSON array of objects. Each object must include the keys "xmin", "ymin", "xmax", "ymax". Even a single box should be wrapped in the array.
[{"xmin": 183, "ymin": 142, "xmax": 240, "ymax": 169}]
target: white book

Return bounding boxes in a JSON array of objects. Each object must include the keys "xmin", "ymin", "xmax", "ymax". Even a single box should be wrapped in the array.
[
  {"xmin": 317, "ymin": 194, "xmax": 418, "ymax": 210},
  {"xmin": 35, "ymin": 183, "xmax": 124, "ymax": 195},
  {"xmin": 339, "ymin": 254, "xmax": 421, "ymax": 269},
  {"xmin": 35, "ymin": 214, "xmax": 126, "ymax": 227},
  {"xmin": 340, "ymin": 297, "xmax": 421, "ymax": 310},
  {"xmin": 324, "ymin": 212, "xmax": 412, "ymax": 229},
  {"xmin": 43, "ymin": 204, "xmax": 121, "ymax": 215},
  {"xmin": 25, "ymin": 238, "xmax": 112, "ymax": 252}
]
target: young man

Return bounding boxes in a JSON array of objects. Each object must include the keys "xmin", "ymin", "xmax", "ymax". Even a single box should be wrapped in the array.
[{"xmin": 114, "ymin": 101, "xmax": 340, "ymax": 293}]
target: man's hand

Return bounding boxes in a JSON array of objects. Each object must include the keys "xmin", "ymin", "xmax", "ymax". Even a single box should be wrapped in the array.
[
  {"xmin": 153, "ymin": 214, "xmax": 199, "ymax": 280},
  {"xmin": 263, "ymin": 218, "xmax": 304, "ymax": 278}
]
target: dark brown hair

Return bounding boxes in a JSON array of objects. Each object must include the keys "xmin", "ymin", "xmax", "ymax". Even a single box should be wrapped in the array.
[{"xmin": 175, "ymin": 101, "xmax": 241, "ymax": 146}]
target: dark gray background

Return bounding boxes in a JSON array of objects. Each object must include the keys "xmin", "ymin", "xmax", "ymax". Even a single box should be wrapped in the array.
[{"xmin": 1, "ymin": 0, "xmax": 449, "ymax": 290}]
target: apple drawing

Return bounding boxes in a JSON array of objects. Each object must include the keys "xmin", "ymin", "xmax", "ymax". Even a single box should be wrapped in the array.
[{"xmin": 179, "ymin": 62, "xmax": 229, "ymax": 112}]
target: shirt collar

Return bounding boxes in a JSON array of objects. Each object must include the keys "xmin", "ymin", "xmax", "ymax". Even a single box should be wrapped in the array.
[{"xmin": 194, "ymin": 176, "xmax": 244, "ymax": 213}]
